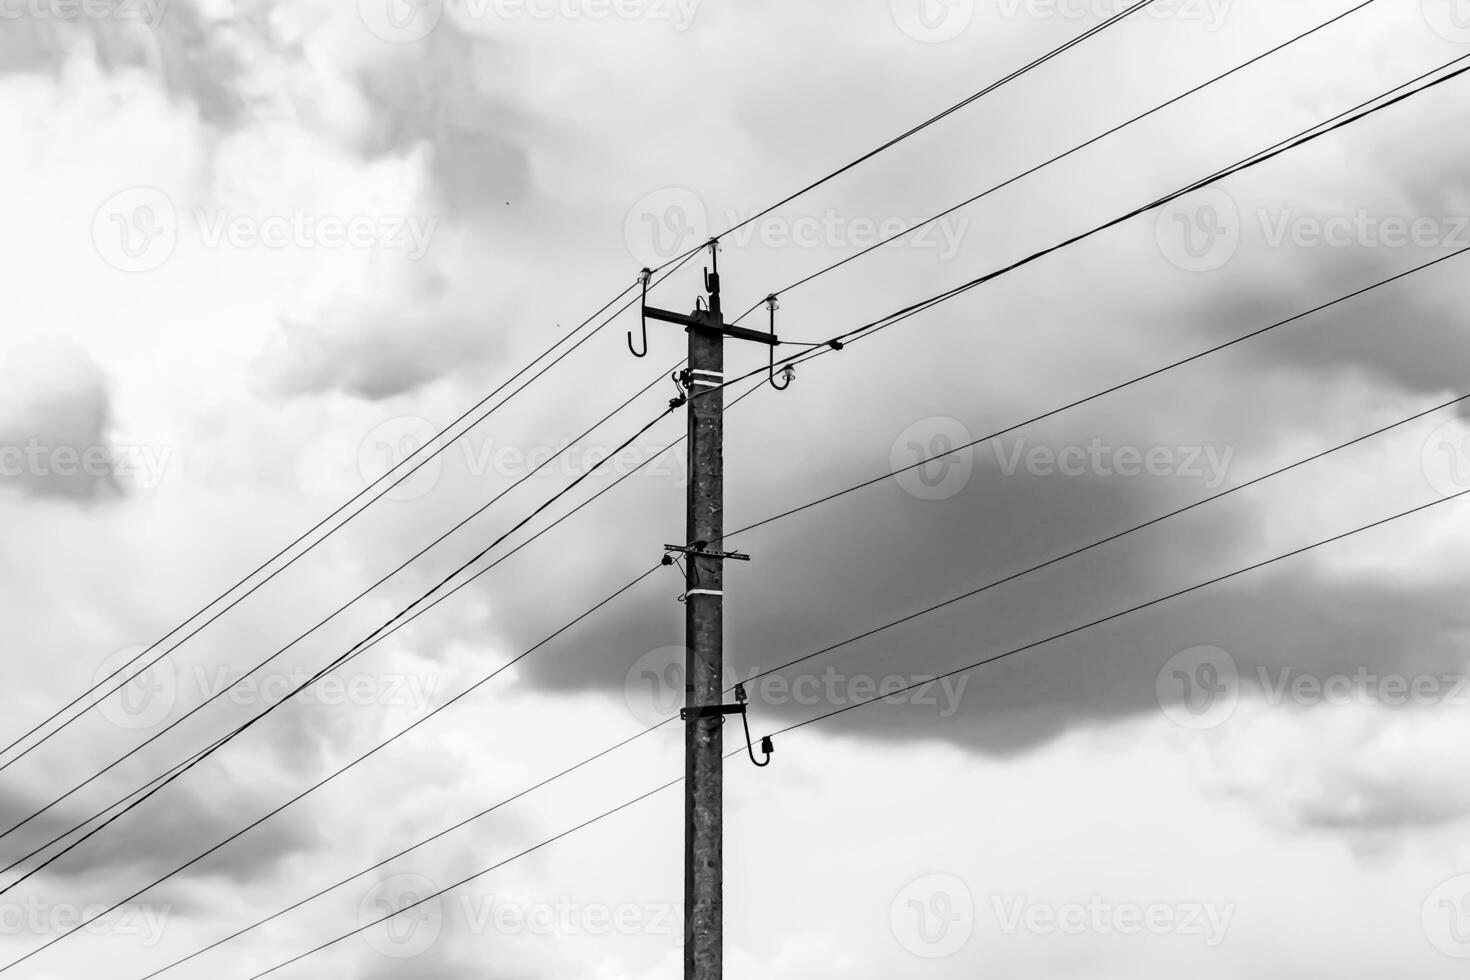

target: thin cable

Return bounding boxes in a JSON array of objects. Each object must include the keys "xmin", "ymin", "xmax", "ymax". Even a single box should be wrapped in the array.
[
  {"xmin": 703, "ymin": 51, "xmax": 1470, "ymax": 402},
  {"xmin": 0, "ymin": 256, "xmax": 700, "ymax": 775},
  {"xmin": 771, "ymin": 487, "xmax": 1470, "ymax": 737},
  {"xmin": 0, "ymin": 382, "xmax": 770, "ymax": 975},
  {"xmin": 728, "ymin": 244, "xmax": 1470, "ymax": 540},
  {"xmin": 0, "ymin": 346, "xmax": 685, "ymax": 858},
  {"xmin": 0, "ymin": 280, "xmax": 630, "ymax": 770},
  {"xmin": 650, "ymin": 0, "xmax": 1158, "ymax": 274},
  {"xmin": 729, "ymin": 0, "xmax": 1380, "ymax": 325},
  {"xmin": 734, "ymin": 392, "xmax": 1470, "ymax": 693},
  {"xmin": 231, "ymin": 487, "xmax": 1470, "ymax": 980},
  {"xmin": 93, "ymin": 381, "xmax": 1453, "ymax": 979},
  {"xmin": 0, "ymin": 401, "xmax": 682, "ymax": 898}
]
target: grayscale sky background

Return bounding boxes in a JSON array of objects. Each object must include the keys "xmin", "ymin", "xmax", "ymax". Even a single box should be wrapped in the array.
[{"xmin": 4, "ymin": 0, "xmax": 1470, "ymax": 977}]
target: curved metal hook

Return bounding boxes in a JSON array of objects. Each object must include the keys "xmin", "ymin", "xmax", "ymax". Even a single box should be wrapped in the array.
[
  {"xmin": 735, "ymin": 684, "xmax": 773, "ymax": 767},
  {"xmin": 628, "ymin": 268, "xmax": 652, "ymax": 357},
  {"xmin": 766, "ymin": 295, "xmax": 793, "ymax": 391}
]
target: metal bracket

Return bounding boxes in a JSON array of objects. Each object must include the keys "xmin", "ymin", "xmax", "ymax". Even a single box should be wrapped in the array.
[
  {"xmin": 642, "ymin": 305, "xmax": 780, "ymax": 347},
  {"xmin": 680, "ymin": 703, "xmax": 747, "ymax": 721},
  {"xmin": 663, "ymin": 542, "xmax": 751, "ymax": 562}
]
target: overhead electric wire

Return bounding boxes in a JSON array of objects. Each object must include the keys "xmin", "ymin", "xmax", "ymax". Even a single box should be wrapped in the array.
[
  {"xmin": 0, "ymin": 257, "xmax": 694, "ymax": 776},
  {"xmin": 0, "ymin": 397, "xmax": 687, "ymax": 899},
  {"xmin": 228, "ymin": 486, "xmax": 1470, "ymax": 980},
  {"xmin": 82, "ymin": 284, "xmax": 1469, "ymax": 976},
  {"xmin": 3, "ymin": 0, "xmax": 1159, "ymax": 771},
  {"xmin": 728, "ymin": 244, "xmax": 1470, "ymax": 540},
  {"xmin": 728, "ymin": 0, "xmax": 1380, "ymax": 325},
  {"xmin": 0, "ymin": 339, "xmax": 692, "ymax": 859},
  {"xmin": 699, "ymin": 49, "xmax": 1470, "ymax": 403},
  {"xmin": 0, "ymin": 381, "xmax": 769, "ymax": 974},
  {"xmin": 648, "ymin": 0, "xmax": 1159, "ymax": 275},
  {"xmin": 769, "ymin": 486, "xmax": 1470, "ymax": 737}
]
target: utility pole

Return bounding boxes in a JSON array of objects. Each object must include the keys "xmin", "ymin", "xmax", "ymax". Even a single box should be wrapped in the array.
[{"xmin": 637, "ymin": 241, "xmax": 778, "ymax": 980}]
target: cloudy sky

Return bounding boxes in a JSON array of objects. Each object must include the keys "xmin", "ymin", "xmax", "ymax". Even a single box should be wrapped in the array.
[{"xmin": 4, "ymin": 0, "xmax": 1470, "ymax": 976}]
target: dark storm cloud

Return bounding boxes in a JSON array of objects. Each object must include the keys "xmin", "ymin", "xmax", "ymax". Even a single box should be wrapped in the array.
[{"xmin": 0, "ymin": 772, "xmax": 318, "ymax": 894}]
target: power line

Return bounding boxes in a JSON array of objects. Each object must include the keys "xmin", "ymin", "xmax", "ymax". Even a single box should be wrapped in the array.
[
  {"xmin": 728, "ymin": 244, "xmax": 1470, "ymax": 540},
  {"xmin": 0, "ymin": 380, "xmax": 769, "ymax": 974},
  {"xmin": 87, "ymin": 323, "xmax": 1468, "ymax": 978},
  {"xmin": 0, "ymin": 256, "xmax": 696, "ymax": 776},
  {"xmin": 0, "ymin": 342, "xmax": 688, "ymax": 859},
  {"xmin": 704, "ymin": 49, "xmax": 1470, "ymax": 402},
  {"xmin": 0, "ymin": 398, "xmax": 686, "ymax": 899},
  {"xmin": 728, "ymin": 0, "xmax": 1380, "ymax": 325},
  {"xmin": 1, "ymin": 0, "xmax": 1161, "ymax": 775},
  {"xmin": 649, "ymin": 0, "xmax": 1159, "ymax": 274},
  {"xmin": 230, "ymin": 486, "xmax": 1470, "ymax": 980}
]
